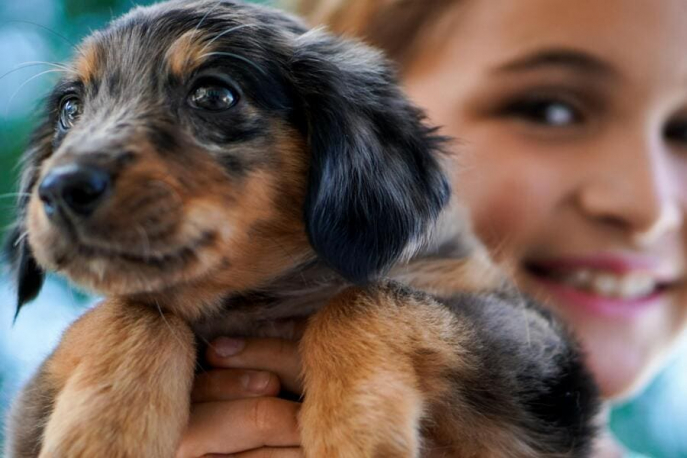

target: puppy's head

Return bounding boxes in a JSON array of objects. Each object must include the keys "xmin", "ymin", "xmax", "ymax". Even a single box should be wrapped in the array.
[{"xmin": 6, "ymin": 0, "xmax": 449, "ymax": 312}]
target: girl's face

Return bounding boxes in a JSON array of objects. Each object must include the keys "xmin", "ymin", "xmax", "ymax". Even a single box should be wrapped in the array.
[{"xmin": 403, "ymin": 0, "xmax": 687, "ymax": 399}]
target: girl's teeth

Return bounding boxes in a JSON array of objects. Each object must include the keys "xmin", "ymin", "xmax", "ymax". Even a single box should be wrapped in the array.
[
  {"xmin": 622, "ymin": 275, "xmax": 656, "ymax": 298},
  {"xmin": 567, "ymin": 270, "xmax": 592, "ymax": 287},
  {"xmin": 558, "ymin": 270, "xmax": 658, "ymax": 299},
  {"xmin": 592, "ymin": 274, "xmax": 617, "ymax": 297}
]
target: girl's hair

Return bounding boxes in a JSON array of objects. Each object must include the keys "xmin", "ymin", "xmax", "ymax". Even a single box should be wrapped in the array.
[{"xmin": 291, "ymin": 0, "xmax": 457, "ymax": 67}]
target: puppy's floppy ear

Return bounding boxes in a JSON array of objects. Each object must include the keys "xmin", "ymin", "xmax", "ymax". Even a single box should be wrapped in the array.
[
  {"xmin": 4, "ymin": 225, "xmax": 44, "ymax": 321},
  {"xmin": 291, "ymin": 31, "xmax": 450, "ymax": 283},
  {"xmin": 3, "ymin": 127, "xmax": 50, "ymax": 319}
]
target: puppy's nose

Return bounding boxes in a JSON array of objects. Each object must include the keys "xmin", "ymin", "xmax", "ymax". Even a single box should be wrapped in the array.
[{"xmin": 38, "ymin": 164, "xmax": 111, "ymax": 217}]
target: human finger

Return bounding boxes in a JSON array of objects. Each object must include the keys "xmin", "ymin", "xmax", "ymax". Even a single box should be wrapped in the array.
[
  {"xmin": 205, "ymin": 337, "xmax": 303, "ymax": 394},
  {"xmin": 192, "ymin": 369, "xmax": 281, "ymax": 402},
  {"xmin": 205, "ymin": 447, "xmax": 303, "ymax": 457},
  {"xmin": 177, "ymin": 397, "xmax": 300, "ymax": 458}
]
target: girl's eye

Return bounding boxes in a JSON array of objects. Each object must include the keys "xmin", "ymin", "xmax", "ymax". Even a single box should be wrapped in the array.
[
  {"xmin": 502, "ymin": 97, "xmax": 583, "ymax": 127},
  {"xmin": 188, "ymin": 83, "xmax": 238, "ymax": 112},
  {"xmin": 665, "ymin": 119, "xmax": 687, "ymax": 147},
  {"xmin": 59, "ymin": 97, "xmax": 82, "ymax": 130}
]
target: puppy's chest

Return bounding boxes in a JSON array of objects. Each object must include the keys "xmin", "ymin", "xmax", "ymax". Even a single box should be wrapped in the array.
[
  {"xmin": 192, "ymin": 308, "xmax": 312, "ymax": 342},
  {"xmin": 191, "ymin": 279, "xmax": 344, "ymax": 342}
]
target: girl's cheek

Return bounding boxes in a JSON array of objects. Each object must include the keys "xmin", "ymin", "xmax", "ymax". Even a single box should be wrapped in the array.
[{"xmin": 454, "ymin": 140, "xmax": 565, "ymax": 260}]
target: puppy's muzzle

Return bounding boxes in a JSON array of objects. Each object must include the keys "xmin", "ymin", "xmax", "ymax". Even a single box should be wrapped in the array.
[{"xmin": 39, "ymin": 164, "xmax": 112, "ymax": 218}]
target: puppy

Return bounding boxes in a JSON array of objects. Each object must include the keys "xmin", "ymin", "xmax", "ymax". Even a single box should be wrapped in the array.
[{"xmin": 4, "ymin": 1, "xmax": 599, "ymax": 457}]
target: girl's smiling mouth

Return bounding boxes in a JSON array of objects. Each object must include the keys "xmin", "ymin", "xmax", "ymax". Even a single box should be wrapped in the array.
[{"xmin": 524, "ymin": 254, "xmax": 682, "ymax": 318}]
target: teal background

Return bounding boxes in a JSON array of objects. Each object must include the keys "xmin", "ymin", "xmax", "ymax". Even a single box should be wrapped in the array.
[{"xmin": 0, "ymin": 1, "xmax": 685, "ymax": 456}]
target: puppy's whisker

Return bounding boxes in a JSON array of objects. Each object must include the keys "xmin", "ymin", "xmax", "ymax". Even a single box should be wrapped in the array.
[
  {"xmin": 13, "ymin": 230, "xmax": 29, "ymax": 247},
  {"xmin": 0, "ymin": 62, "xmax": 75, "ymax": 86},
  {"xmin": 154, "ymin": 299, "xmax": 206, "ymax": 372},
  {"xmin": 200, "ymin": 23, "xmax": 260, "ymax": 53},
  {"xmin": 3, "ymin": 20, "xmax": 77, "ymax": 49},
  {"xmin": 23, "ymin": 61, "xmax": 74, "ymax": 73},
  {"xmin": 200, "ymin": 52, "xmax": 268, "ymax": 77},
  {"xmin": 0, "ymin": 192, "xmax": 32, "ymax": 199},
  {"xmin": 194, "ymin": 1, "xmax": 223, "ymax": 32},
  {"xmin": 5, "ymin": 69, "xmax": 66, "ymax": 117}
]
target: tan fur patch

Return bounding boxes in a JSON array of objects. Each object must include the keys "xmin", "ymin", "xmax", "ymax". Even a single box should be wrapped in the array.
[
  {"xmin": 148, "ymin": 125, "xmax": 312, "ymax": 320},
  {"xmin": 38, "ymin": 299, "xmax": 196, "ymax": 458},
  {"xmin": 4, "ymin": 365, "xmax": 54, "ymax": 458},
  {"xmin": 166, "ymin": 30, "xmax": 211, "ymax": 77},
  {"xmin": 74, "ymin": 39, "xmax": 101, "ymax": 84},
  {"xmin": 299, "ymin": 285, "xmax": 470, "ymax": 457}
]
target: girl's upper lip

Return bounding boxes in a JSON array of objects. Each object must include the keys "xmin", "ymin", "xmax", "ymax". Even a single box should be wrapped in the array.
[{"xmin": 526, "ymin": 253, "xmax": 682, "ymax": 283}]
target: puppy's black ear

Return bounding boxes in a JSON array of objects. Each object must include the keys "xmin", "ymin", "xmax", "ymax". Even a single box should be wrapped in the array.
[
  {"xmin": 4, "ymin": 224, "xmax": 44, "ymax": 321},
  {"xmin": 4, "ymin": 126, "xmax": 50, "ymax": 320},
  {"xmin": 291, "ymin": 32, "xmax": 450, "ymax": 283}
]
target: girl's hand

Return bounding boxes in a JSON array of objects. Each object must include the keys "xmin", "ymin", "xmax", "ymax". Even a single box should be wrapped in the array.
[{"xmin": 177, "ymin": 337, "xmax": 304, "ymax": 458}]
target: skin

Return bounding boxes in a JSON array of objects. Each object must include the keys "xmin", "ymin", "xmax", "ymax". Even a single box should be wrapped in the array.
[
  {"xmin": 177, "ymin": 338, "xmax": 304, "ymax": 458},
  {"xmin": 180, "ymin": 0, "xmax": 687, "ymax": 455}
]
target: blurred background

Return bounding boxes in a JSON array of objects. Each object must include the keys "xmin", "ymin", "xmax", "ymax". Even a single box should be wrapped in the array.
[{"xmin": 0, "ymin": 0, "xmax": 685, "ymax": 456}]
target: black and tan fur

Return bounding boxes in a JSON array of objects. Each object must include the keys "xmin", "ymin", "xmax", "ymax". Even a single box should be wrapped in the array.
[{"xmin": 4, "ymin": 1, "xmax": 599, "ymax": 456}]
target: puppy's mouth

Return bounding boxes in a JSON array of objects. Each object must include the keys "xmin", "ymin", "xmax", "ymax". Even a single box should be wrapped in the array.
[
  {"xmin": 33, "ymin": 187, "xmax": 219, "ymax": 271},
  {"xmin": 43, "ymin": 224, "xmax": 221, "ymax": 296},
  {"xmin": 37, "ymin": 200, "xmax": 216, "ymax": 271},
  {"xmin": 68, "ymin": 230, "xmax": 217, "ymax": 269}
]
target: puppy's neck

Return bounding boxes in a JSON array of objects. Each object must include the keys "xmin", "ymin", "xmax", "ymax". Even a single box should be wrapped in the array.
[{"xmin": 191, "ymin": 259, "xmax": 346, "ymax": 341}]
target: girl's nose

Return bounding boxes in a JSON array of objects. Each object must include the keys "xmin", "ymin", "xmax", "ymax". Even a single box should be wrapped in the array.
[{"xmin": 576, "ymin": 131, "xmax": 683, "ymax": 244}]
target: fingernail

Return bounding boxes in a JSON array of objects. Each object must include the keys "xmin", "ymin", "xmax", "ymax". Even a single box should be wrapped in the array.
[
  {"xmin": 214, "ymin": 337, "xmax": 245, "ymax": 358},
  {"xmin": 243, "ymin": 371, "xmax": 271, "ymax": 393}
]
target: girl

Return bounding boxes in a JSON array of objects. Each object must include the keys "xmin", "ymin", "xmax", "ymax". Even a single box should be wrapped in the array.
[{"xmin": 178, "ymin": 1, "xmax": 687, "ymax": 456}]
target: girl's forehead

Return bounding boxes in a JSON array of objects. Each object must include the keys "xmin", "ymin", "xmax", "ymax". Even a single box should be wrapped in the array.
[{"xmin": 413, "ymin": 0, "xmax": 687, "ymax": 85}]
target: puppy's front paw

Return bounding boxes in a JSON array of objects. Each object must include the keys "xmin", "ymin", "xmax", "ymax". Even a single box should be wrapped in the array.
[
  {"xmin": 300, "ymin": 389, "xmax": 422, "ymax": 458},
  {"xmin": 299, "ymin": 287, "xmax": 425, "ymax": 458},
  {"xmin": 37, "ymin": 370, "xmax": 192, "ymax": 458},
  {"xmin": 35, "ymin": 301, "xmax": 197, "ymax": 458}
]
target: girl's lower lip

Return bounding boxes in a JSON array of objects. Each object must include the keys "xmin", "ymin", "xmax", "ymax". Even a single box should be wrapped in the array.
[{"xmin": 529, "ymin": 275, "xmax": 664, "ymax": 319}]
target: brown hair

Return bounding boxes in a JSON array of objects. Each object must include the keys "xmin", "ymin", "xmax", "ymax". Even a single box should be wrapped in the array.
[{"xmin": 291, "ymin": 0, "xmax": 457, "ymax": 67}]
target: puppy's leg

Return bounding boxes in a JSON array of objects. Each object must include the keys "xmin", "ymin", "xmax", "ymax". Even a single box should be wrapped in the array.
[
  {"xmin": 4, "ymin": 364, "xmax": 56, "ymax": 458},
  {"xmin": 7, "ymin": 298, "xmax": 196, "ymax": 458},
  {"xmin": 300, "ymin": 283, "xmax": 598, "ymax": 458},
  {"xmin": 300, "ymin": 286, "xmax": 428, "ymax": 458}
]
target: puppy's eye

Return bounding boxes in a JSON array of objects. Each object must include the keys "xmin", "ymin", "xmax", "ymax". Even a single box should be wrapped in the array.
[
  {"xmin": 188, "ymin": 82, "xmax": 238, "ymax": 112},
  {"xmin": 59, "ymin": 96, "xmax": 82, "ymax": 130}
]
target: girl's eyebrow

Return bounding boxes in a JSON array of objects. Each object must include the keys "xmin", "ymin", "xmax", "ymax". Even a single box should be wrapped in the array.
[{"xmin": 493, "ymin": 47, "xmax": 620, "ymax": 80}]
